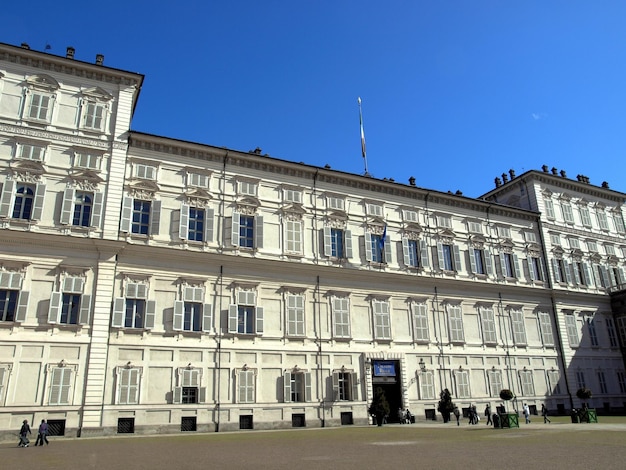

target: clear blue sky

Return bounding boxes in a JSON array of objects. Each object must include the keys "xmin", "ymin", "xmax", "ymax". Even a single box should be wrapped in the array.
[{"xmin": 4, "ymin": 1, "xmax": 626, "ymax": 196}]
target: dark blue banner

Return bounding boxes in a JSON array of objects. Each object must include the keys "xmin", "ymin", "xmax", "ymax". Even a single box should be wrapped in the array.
[{"xmin": 373, "ymin": 361, "xmax": 396, "ymax": 377}]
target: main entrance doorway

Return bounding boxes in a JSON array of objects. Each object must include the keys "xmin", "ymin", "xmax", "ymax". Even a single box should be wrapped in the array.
[{"xmin": 370, "ymin": 360, "xmax": 404, "ymax": 423}]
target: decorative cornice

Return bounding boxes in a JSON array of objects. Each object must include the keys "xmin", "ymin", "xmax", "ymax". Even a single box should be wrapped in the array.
[{"xmin": 0, "ymin": 123, "xmax": 124, "ymax": 150}]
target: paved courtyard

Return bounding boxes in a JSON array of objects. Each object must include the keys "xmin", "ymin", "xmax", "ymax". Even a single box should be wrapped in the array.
[{"xmin": 2, "ymin": 418, "xmax": 626, "ymax": 470}]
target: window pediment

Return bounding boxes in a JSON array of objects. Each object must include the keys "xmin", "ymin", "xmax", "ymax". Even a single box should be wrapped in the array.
[
  {"xmin": 237, "ymin": 196, "xmax": 259, "ymax": 207},
  {"xmin": 185, "ymin": 188, "xmax": 212, "ymax": 202},
  {"xmin": 499, "ymin": 239, "xmax": 514, "ymax": 250},
  {"xmin": 25, "ymin": 74, "xmax": 59, "ymax": 91},
  {"xmin": 367, "ymin": 216, "xmax": 386, "ymax": 226},
  {"xmin": 403, "ymin": 223, "xmax": 422, "ymax": 233},
  {"xmin": 438, "ymin": 228, "xmax": 455, "ymax": 239},
  {"xmin": 281, "ymin": 203, "xmax": 306, "ymax": 216},
  {"xmin": 81, "ymin": 87, "xmax": 113, "ymax": 101},
  {"xmin": 128, "ymin": 179, "xmax": 160, "ymax": 192},
  {"xmin": 552, "ymin": 246, "xmax": 564, "ymax": 256},
  {"xmin": 9, "ymin": 159, "xmax": 46, "ymax": 176}
]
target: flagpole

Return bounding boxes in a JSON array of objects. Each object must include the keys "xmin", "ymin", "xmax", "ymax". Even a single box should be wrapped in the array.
[{"xmin": 358, "ymin": 97, "xmax": 369, "ymax": 176}]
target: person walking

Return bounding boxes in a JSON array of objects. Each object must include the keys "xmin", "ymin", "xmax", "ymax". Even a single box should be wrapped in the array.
[
  {"xmin": 523, "ymin": 403, "xmax": 531, "ymax": 424},
  {"xmin": 18, "ymin": 419, "xmax": 31, "ymax": 447},
  {"xmin": 35, "ymin": 419, "xmax": 49, "ymax": 446},
  {"xmin": 453, "ymin": 406, "xmax": 460, "ymax": 426},
  {"xmin": 541, "ymin": 404, "xmax": 551, "ymax": 424},
  {"xmin": 485, "ymin": 404, "xmax": 493, "ymax": 425}
]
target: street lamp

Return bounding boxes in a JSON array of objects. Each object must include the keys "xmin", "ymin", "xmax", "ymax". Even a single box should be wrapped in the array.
[{"xmin": 419, "ymin": 358, "xmax": 426, "ymax": 372}]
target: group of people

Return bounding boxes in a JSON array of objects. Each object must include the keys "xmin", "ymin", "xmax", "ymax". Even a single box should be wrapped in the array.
[
  {"xmin": 451, "ymin": 403, "xmax": 551, "ymax": 427},
  {"xmin": 18, "ymin": 419, "xmax": 49, "ymax": 448},
  {"xmin": 397, "ymin": 407, "xmax": 413, "ymax": 424}
]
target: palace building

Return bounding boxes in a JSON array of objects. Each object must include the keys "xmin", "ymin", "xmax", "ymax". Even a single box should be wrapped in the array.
[{"xmin": 0, "ymin": 42, "xmax": 624, "ymax": 439}]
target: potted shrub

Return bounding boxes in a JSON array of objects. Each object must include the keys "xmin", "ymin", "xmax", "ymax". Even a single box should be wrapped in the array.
[
  {"xmin": 368, "ymin": 387, "xmax": 390, "ymax": 426},
  {"xmin": 497, "ymin": 389, "xmax": 519, "ymax": 428},
  {"xmin": 575, "ymin": 388, "xmax": 597, "ymax": 423},
  {"xmin": 437, "ymin": 388, "xmax": 455, "ymax": 423}
]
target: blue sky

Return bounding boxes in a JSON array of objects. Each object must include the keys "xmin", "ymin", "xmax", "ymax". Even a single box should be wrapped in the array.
[{"xmin": 4, "ymin": 1, "xmax": 626, "ymax": 196}]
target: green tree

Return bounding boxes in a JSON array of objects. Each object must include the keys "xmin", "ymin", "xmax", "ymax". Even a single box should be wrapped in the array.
[
  {"xmin": 368, "ymin": 387, "xmax": 390, "ymax": 426},
  {"xmin": 437, "ymin": 388, "xmax": 455, "ymax": 423}
]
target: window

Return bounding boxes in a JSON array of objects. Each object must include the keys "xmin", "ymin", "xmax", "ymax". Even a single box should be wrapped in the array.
[
  {"xmin": 187, "ymin": 172, "xmax": 209, "ymax": 188},
  {"xmin": 544, "ymin": 199, "xmax": 555, "ymax": 219},
  {"xmin": 538, "ymin": 312, "xmax": 554, "ymax": 347},
  {"xmin": 372, "ymin": 299, "xmax": 391, "ymax": 340},
  {"xmin": 604, "ymin": 244, "xmax": 616, "ymax": 256},
  {"xmin": 231, "ymin": 212, "xmax": 263, "ymax": 249},
  {"xmin": 480, "ymin": 307, "xmax": 497, "ymax": 344},
  {"xmin": 497, "ymin": 226, "xmax": 511, "ymax": 238},
  {"xmin": 488, "ymin": 369, "xmax": 503, "ymax": 398},
  {"xmin": 412, "ymin": 302, "xmax": 429, "ymax": 342},
  {"xmin": 403, "ymin": 210, "xmax": 418, "ymax": 223},
  {"xmin": 606, "ymin": 318, "xmax": 618, "ymax": 347},
  {"xmin": 528, "ymin": 256, "xmax": 544, "ymax": 281},
  {"xmin": 0, "ymin": 364, "xmax": 10, "ymax": 404},
  {"xmin": 74, "ymin": 152, "xmax": 101, "ymax": 170},
  {"xmin": 134, "ymin": 163, "xmax": 157, "ymax": 180},
  {"xmin": 333, "ymin": 370, "xmax": 358, "ymax": 401},
  {"xmin": 0, "ymin": 181, "xmax": 46, "ymax": 221},
  {"xmin": 26, "ymin": 92, "xmax": 53, "ymax": 122},
  {"xmin": 552, "ymin": 258, "xmax": 570, "ymax": 284},
  {"xmin": 447, "ymin": 304, "xmax": 464, "ymax": 343},
  {"xmin": 500, "ymin": 252, "xmax": 521, "ymax": 279},
  {"xmin": 419, "ymin": 371, "xmax": 435, "ymax": 400},
  {"xmin": 579, "ymin": 205, "xmax": 592, "ymax": 227},
  {"xmin": 324, "ymin": 227, "xmax": 353, "ymax": 259},
  {"xmin": 519, "ymin": 370, "xmax": 535, "ymax": 396},
  {"xmin": 187, "ymin": 207, "xmax": 205, "ymax": 242},
  {"xmin": 587, "ymin": 318, "xmax": 598, "ymax": 347},
  {"xmin": 469, "ymin": 247, "xmax": 492, "ymax": 276},
  {"xmin": 454, "ymin": 370, "xmax": 470, "ymax": 399},
  {"xmin": 437, "ymin": 215, "xmax": 452, "ymax": 229},
  {"xmin": 613, "ymin": 212, "xmax": 626, "ymax": 234},
  {"xmin": 48, "ymin": 276, "xmax": 91, "ymax": 325},
  {"xmin": 365, "ymin": 231, "xmax": 391, "ymax": 264},
  {"xmin": 596, "ymin": 210, "xmax": 610, "ymax": 231},
  {"xmin": 547, "ymin": 370, "xmax": 561, "ymax": 395},
  {"xmin": 587, "ymin": 240, "xmax": 598, "ymax": 252},
  {"xmin": 60, "ymin": 189, "xmax": 104, "ymax": 228},
  {"xmin": 573, "ymin": 261, "xmax": 591, "ymax": 286},
  {"xmin": 437, "ymin": 242, "xmax": 461, "ymax": 272},
  {"xmin": 238, "ymin": 181, "xmax": 257, "ymax": 196},
  {"xmin": 238, "ymin": 369, "xmax": 255, "ymax": 403},
  {"xmin": 598, "ymin": 371, "xmax": 607, "ymax": 394},
  {"xmin": 332, "ymin": 297, "xmax": 350, "ymax": 338},
  {"xmin": 565, "ymin": 313, "xmax": 580, "ymax": 347},
  {"xmin": 48, "ymin": 366, "xmax": 72, "ymax": 405},
  {"xmin": 173, "ymin": 368, "xmax": 205, "ymax": 404},
  {"xmin": 366, "ymin": 203, "xmax": 383, "ymax": 217},
  {"xmin": 402, "ymin": 238, "xmax": 429, "ymax": 269},
  {"xmin": 561, "ymin": 201, "xmax": 574, "ymax": 224},
  {"xmin": 617, "ymin": 317, "xmax": 626, "ymax": 346},
  {"xmin": 0, "ymin": 271, "xmax": 28, "ymax": 323},
  {"xmin": 568, "ymin": 238, "xmax": 580, "ymax": 250},
  {"xmin": 286, "ymin": 293, "xmax": 305, "ymax": 336},
  {"xmin": 283, "ymin": 188, "xmax": 302, "ymax": 203},
  {"xmin": 327, "ymin": 196, "xmax": 345, "ymax": 211},
  {"xmin": 120, "ymin": 197, "xmax": 161, "ymax": 236},
  {"xmin": 550, "ymin": 234, "xmax": 561, "ymax": 246},
  {"xmin": 112, "ymin": 282, "xmax": 156, "ymax": 330},
  {"xmin": 17, "ymin": 143, "xmax": 45, "ymax": 161},
  {"xmin": 524, "ymin": 231, "xmax": 537, "ymax": 243},
  {"xmin": 117, "ymin": 367, "xmax": 141, "ymax": 404},
  {"xmin": 174, "ymin": 286, "xmax": 211, "ymax": 333},
  {"xmin": 285, "ymin": 219, "xmax": 303, "ymax": 254},
  {"xmin": 81, "ymin": 101, "xmax": 106, "ymax": 131},
  {"xmin": 229, "ymin": 290, "xmax": 263, "ymax": 335},
  {"xmin": 468, "ymin": 221, "xmax": 482, "ymax": 233},
  {"xmin": 575, "ymin": 371, "xmax": 586, "ymax": 389},
  {"xmin": 617, "ymin": 371, "xmax": 626, "ymax": 395},
  {"xmin": 284, "ymin": 370, "xmax": 311, "ymax": 402},
  {"xmin": 179, "ymin": 204, "xmax": 214, "ymax": 243},
  {"xmin": 510, "ymin": 309, "xmax": 527, "ymax": 345}
]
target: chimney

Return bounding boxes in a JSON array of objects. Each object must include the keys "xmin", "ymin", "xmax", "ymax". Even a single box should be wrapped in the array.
[
  {"xmin": 542, "ymin": 165, "xmax": 549, "ymax": 173},
  {"xmin": 577, "ymin": 175, "xmax": 582, "ymax": 182},
  {"xmin": 602, "ymin": 181, "xmax": 609, "ymax": 188},
  {"xmin": 21, "ymin": 43, "xmax": 30, "ymax": 49},
  {"xmin": 560, "ymin": 170, "xmax": 567, "ymax": 178},
  {"xmin": 551, "ymin": 167, "xmax": 558, "ymax": 175},
  {"xmin": 501, "ymin": 173, "xmax": 508, "ymax": 183},
  {"xmin": 495, "ymin": 177, "xmax": 502, "ymax": 188},
  {"xmin": 66, "ymin": 47, "xmax": 75, "ymax": 59},
  {"xmin": 509, "ymin": 169, "xmax": 516, "ymax": 180},
  {"xmin": 95, "ymin": 54, "xmax": 104, "ymax": 66},
  {"xmin": 455, "ymin": 190, "xmax": 463, "ymax": 196},
  {"xmin": 408, "ymin": 176, "xmax": 416, "ymax": 186}
]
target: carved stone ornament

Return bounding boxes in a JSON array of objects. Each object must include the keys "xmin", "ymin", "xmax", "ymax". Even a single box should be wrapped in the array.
[
  {"xmin": 236, "ymin": 204, "xmax": 257, "ymax": 216},
  {"xmin": 26, "ymin": 74, "xmax": 59, "ymax": 90},
  {"xmin": 499, "ymin": 240, "xmax": 514, "ymax": 253},
  {"xmin": 589, "ymin": 253, "xmax": 602, "ymax": 264},
  {"xmin": 404, "ymin": 230, "xmax": 421, "ymax": 241},
  {"xmin": 470, "ymin": 234, "xmax": 486, "ymax": 249},
  {"xmin": 326, "ymin": 218, "xmax": 347, "ymax": 229},
  {"xmin": 552, "ymin": 246, "xmax": 564, "ymax": 256},
  {"xmin": 367, "ymin": 224, "xmax": 385, "ymax": 236},
  {"xmin": 526, "ymin": 245, "xmax": 541, "ymax": 257},
  {"xmin": 283, "ymin": 211, "xmax": 303, "ymax": 221}
]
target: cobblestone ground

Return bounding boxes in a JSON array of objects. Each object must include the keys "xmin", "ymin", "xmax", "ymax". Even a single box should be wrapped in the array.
[{"xmin": 2, "ymin": 420, "xmax": 626, "ymax": 470}]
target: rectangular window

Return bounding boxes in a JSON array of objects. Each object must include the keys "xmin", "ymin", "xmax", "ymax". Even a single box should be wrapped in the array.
[
  {"xmin": 550, "ymin": 234, "xmax": 561, "ymax": 246},
  {"xmin": 403, "ymin": 210, "xmax": 418, "ymax": 223},
  {"xmin": 27, "ymin": 92, "xmax": 52, "ymax": 121},
  {"xmin": 407, "ymin": 239, "xmax": 419, "ymax": 267},
  {"xmin": 617, "ymin": 371, "xmax": 626, "ymax": 395},
  {"xmin": 548, "ymin": 370, "xmax": 561, "ymax": 395},
  {"xmin": 604, "ymin": 244, "xmax": 616, "ymax": 256},
  {"xmin": 173, "ymin": 286, "xmax": 210, "ymax": 333},
  {"xmin": 588, "ymin": 318, "xmax": 598, "ymax": 347},
  {"xmin": 284, "ymin": 189, "xmax": 302, "ymax": 203},
  {"xmin": 575, "ymin": 371, "xmax": 586, "ymax": 389},
  {"xmin": 0, "ymin": 289, "xmax": 19, "ymax": 322},
  {"xmin": 500, "ymin": 252, "xmax": 520, "ymax": 279},
  {"xmin": 284, "ymin": 371, "xmax": 311, "ymax": 403},
  {"xmin": 238, "ymin": 369, "xmax": 255, "ymax": 403},
  {"xmin": 587, "ymin": 240, "xmax": 598, "ymax": 252},
  {"xmin": 488, "ymin": 370, "xmax": 503, "ymax": 397},
  {"xmin": 332, "ymin": 297, "xmax": 350, "ymax": 338},
  {"xmin": 47, "ymin": 277, "xmax": 90, "ymax": 326},
  {"xmin": 598, "ymin": 371, "xmax": 607, "ymax": 394},
  {"xmin": 412, "ymin": 302, "xmax": 429, "ymax": 342},
  {"xmin": 285, "ymin": 219, "xmax": 302, "ymax": 254},
  {"xmin": 525, "ymin": 231, "xmax": 537, "ymax": 243},
  {"xmin": 49, "ymin": 367, "xmax": 72, "ymax": 405},
  {"xmin": 112, "ymin": 283, "xmax": 155, "ymax": 330},
  {"xmin": 613, "ymin": 212, "xmax": 626, "ymax": 234},
  {"xmin": 239, "ymin": 181, "xmax": 257, "ymax": 196},
  {"xmin": 132, "ymin": 200, "xmax": 152, "ymax": 235},
  {"xmin": 597, "ymin": 211, "xmax": 610, "ymax": 231},
  {"xmin": 368, "ymin": 233, "xmax": 384, "ymax": 263},
  {"xmin": 327, "ymin": 196, "xmax": 345, "ymax": 211},
  {"xmin": 83, "ymin": 102, "xmax": 106, "ymax": 130},
  {"xmin": 497, "ymin": 226, "xmax": 511, "ymax": 238},
  {"xmin": 538, "ymin": 312, "xmax": 554, "ymax": 346},
  {"xmin": 579, "ymin": 206, "xmax": 592, "ymax": 227},
  {"xmin": 617, "ymin": 317, "xmax": 626, "ymax": 346},
  {"xmin": 117, "ymin": 367, "xmax": 140, "ymax": 404},
  {"xmin": 528, "ymin": 256, "xmax": 543, "ymax": 281},
  {"xmin": 228, "ymin": 290, "xmax": 263, "ymax": 335},
  {"xmin": 481, "ymin": 307, "xmax": 497, "ymax": 344},
  {"xmin": 0, "ymin": 365, "xmax": 8, "ymax": 403},
  {"xmin": 373, "ymin": 299, "xmax": 391, "ymax": 340},
  {"xmin": 455, "ymin": 370, "xmax": 470, "ymax": 399},
  {"xmin": 239, "ymin": 215, "xmax": 255, "ymax": 248},
  {"xmin": 188, "ymin": 207, "xmax": 205, "ymax": 242},
  {"xmin": 366, "ymin": 203, "xmax": 383, "ymax": 217},
  {"xmin": 134, "ymin": 163, "xmax": 157, "ymax": 180},
  {"xmin": 18, "ymin": 143, "xmax": 45, "ymax": 161},
  {"xmin": 187, "ymin": 172, "xmax": 209, "ymax": 188},
  {"xmin": 333, "ymin": 371, "xmax": 358, "ymax": 401},
  {"xmin": 325, "ymin": 227, "xmax": 351, "ymax": 258},
  {"xmin": 74, "ymin": 152, "xmax": 101, "ymax": 170},
  {"xmin": 177, "ymin": 368, "xmax": 202, "ymax": 404},
  {"xmin": 565, "ymin": 313, "xmax": 580, "ymax": 347},
  {"xmin": 72, "ymin": 191, "xmax": 93, "ymax": 227},
  {"xmin": 569, "ymin": 238, "xmax": 580, "ymax": 249},
  {"xmin": 12, "ymin": 183, "xmax": 35, "ymax": 220},
  {"xmin": 0, "ymin": 272, "xmax": 26, "ymax": 323},
  {"xmin": 403, "ymin": 238, "xmax": 428, "ymax": 269},
  {"xmin": 124, "ymin": 299, "xmax": 145, "ymax": 328},
  {"xmin": 510, "ymin": 309, "xmax": 527, "ymax": 345},
  {"xmin": 544, "ymin": 199, "xmax": 555, "ymax": 219},
  {"xmin": 519, "ymin": 370, "xmax": 535, "ymax": 396},
  {"xmin": 448, "ymin": 304, "xmax": 464, "ymax": 343},
  {"xmin": 469, "ymin": 247, "xmax": 491, "ymax": 276},
  {"xmin": 438, "ymin": 243, "xmax": 458, "ymax": 271},
  {"xmin": 468, "ymin": 221, "xmax": 482, "ymax": 233},
  {"xmin": 437, "ymin": 215, "xmax": 452, "ymax": 229},
  {"xmin": 286, "ymin": 293, "xmax": 305, "ymax": 336},
  {"xmin": 606, "ymin": 318, "xmax": 618, "ymax": 347},
  {"xmin": 420, "ymin": 371, "xmax": 435, "ymax": 400},
  {"xmin": 561, "ymin": 202, "xmax": 574, "ymax": 224}
]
